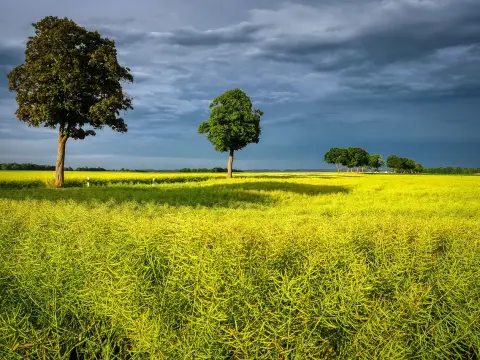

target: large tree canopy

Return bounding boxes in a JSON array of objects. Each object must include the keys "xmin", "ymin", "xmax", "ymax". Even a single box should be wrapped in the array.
[
  {"xmin": 7, "ymin": 16, "xmax": 133, "ymax": 187},
  {"xmin": 198, "ymin": 88, "xmax": 263, "ymax": 178}
]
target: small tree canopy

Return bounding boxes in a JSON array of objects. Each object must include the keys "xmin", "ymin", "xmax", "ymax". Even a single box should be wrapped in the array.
[
  {"xmin": 415, "ymin": 163, "xmax": 424, "ymax": 173},
  {"xmin": 368, "ymin": 154, "xmax": 385, "ymax": 170},
  {"xmin": 198, "ymin": 88, "xmax": 263, "ymax": 153},
  {"xmin": 7, "ymin": 16, "xmax": 134, "ymax": 139},
  {"xmin": 324, "ymin": 148, "xmax": 348, "ymax": 171},
  {"xmin": 346, "ymin": 147, "xmax": 370, "ymax": 169},
  {"xmin": 387, "ymin": 155, "xmax": 423, "ymax": 173},
  {"xmin": 386, "ymin": 155, "xmax": 401, "ymax": 171}
]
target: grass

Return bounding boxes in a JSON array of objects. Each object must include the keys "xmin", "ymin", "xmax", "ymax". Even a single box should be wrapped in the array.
[{"xmin": 0, "ymin": 172, "xmax": 479, "ymax": 359}]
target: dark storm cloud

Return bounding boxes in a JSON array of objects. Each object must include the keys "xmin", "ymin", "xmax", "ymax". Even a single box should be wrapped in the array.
[
  {"xmin": 156, "ymin": 22, "xmax": 265, "ymax": 46},
  {"xmin": 252, "ymin": 1, "xmax": 480, "ymax": 73},
  {"xmin": 0, "ymin": 43, "xmax": 24, "ymax": 97},
  {"xmin": 0, "ymin": 44, "xmax": 24, "ymax": 68},
  {"xmin": 93, "ymin": 21, "xmax": 264, "ymax": 48}
]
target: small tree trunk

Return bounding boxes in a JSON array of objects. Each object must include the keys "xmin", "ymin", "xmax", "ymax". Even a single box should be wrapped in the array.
[
  {"xmin": 227, "ymin": 149, "xmax": 234, "ymax": 179},
  {"xmin": 55, "ymin": 132, "xmax": 68, "ymax": 188}
]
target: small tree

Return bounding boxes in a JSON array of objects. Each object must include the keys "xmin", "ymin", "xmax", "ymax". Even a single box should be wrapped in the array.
[
  {"xmin": 346, "ymin": 147, "xmax": 369, "ymax": 172},
  {"xmin": 324, "ymin": 148, "xmax": 347, "ymax": 172},
  {"xmin": 368, "ymin": 154, "xmax": 385, "ymax": 172},
  {"xmin": 414, "ymin": 163, "xmax": 424, "ymax": 173},
  {"xmin": 7, "ymin": 16, "xmax": 133, "ymax": 187},
  {"xmin": 404, "ymin": 158, "xmax": 417, "ymax": 173},
  {"xmin": 198, "ymin": 88, "xmax": 263, "ymax": 178},
  {"xmin": 386, "ymin": 155, "xmax": 400, "ymax": 173}
]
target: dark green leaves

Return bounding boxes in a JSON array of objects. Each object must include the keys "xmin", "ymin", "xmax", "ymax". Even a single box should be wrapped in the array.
[
  {"xmin": 7, "ymin": 16, "xmax": 133, "ymax": 140},
  {"xmin": 386, "ymin": 155, "xmax": 423, "ymax": 173},
  {"xmin": 198, "ymin": 88, "xmax": 263, "ymax": 153},
  {"xmin": 368, "ymin": 154, "xmax": 385, "ymax": 170},
  {"xmin": 324, "ymin": 148, "xmax": 348, "ymax": 166}
]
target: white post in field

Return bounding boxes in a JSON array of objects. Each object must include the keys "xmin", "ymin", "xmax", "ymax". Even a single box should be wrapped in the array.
[
  {"xmin": 86, "ymin": 177, "xmax": 90, "ymax": 187},
  {"xmin": 152, "ymin": 178, "xmax": 155, "ymax": 187}
]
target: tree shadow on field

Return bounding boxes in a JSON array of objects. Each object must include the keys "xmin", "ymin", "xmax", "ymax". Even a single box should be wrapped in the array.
[{"xmin": 0, "ymin": 181, "xmax": 349, "ymax": 208}]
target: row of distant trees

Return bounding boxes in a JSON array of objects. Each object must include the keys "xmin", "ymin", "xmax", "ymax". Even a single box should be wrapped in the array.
[
  {"xmin": 2, "ymin": 162, "xmax": 478, "ymax": 174},
  {"xmin": 1, "ymin": 163, "xmax": 56, "ymax": 171},
  {"xmin": 179, "ymin": 168, "xmax": 243, "ymax": 173},
  {"xmin": 385, "ymin": 155, "xmax": 424, "ymax": 173},
  {"xmin": 0, "ymin": 163, "xmax": 243, "ymax": 173},
  {"xmin": 324, "ymin": 148, "xmax": 385, "ymax": 172},
  {"xmin": 0, "ymin": 163, "xmax": 106, "ymax": 171},
  {"xmin": 324, "ymin": 148, "xmax": 424, "ymax": 173},
  {"xmin": 423, "ymin": 167, "xmax": 480, "ymax": 175}
]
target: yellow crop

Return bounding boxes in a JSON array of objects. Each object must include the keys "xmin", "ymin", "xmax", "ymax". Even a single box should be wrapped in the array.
[{"xmin": 1, "ymin": 172, "xmax": 479, "ymax": 358}]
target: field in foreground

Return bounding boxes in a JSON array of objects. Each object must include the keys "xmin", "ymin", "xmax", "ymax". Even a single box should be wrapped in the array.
[{"xmin": 1, "ymin": 172, "xmax": 479, "ymax": 359}]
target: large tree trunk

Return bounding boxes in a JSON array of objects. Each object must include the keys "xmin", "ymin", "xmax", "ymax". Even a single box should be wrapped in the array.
[
  {"xmin": 227, "ymin": 149, "xmax": 234, "ymax": 179},
  {"xmin": 55, "ymin": 132, "xmax": 68, "ymax": 188},
  {"xmin": 336, "ymin": 164, "xmax": 341, "ymax": 172}
]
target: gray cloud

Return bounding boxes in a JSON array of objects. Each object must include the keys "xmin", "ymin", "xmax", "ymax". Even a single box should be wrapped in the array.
[
  {"xmin": 153, "ymin": 22, "xmax": 265, "ymax": 46},
  {"xmin": 0, "ymin": 44, "xmax": 24, "ymax": 68}
]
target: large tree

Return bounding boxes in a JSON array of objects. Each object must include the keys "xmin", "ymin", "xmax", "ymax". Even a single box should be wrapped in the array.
[
  {"xmin": 324, "ymin": 148, "xmax": 347, "ymax": 172},
  {"xmin": 7, "ymin": 16, "xmax": 133, "ymax": 187},
  {"xmin": 198, "ymin": 88, "xmax": 263, "ymax": 178}
]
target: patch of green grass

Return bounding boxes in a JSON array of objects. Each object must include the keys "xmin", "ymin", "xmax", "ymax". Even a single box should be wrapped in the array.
[{"xmin": 0, "ymin": 173, "xmax": 479, "ymax": 358}]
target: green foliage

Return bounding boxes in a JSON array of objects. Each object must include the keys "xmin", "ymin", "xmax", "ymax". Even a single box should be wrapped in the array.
[
  {"xmin": 324, "ymin": 147, "xmax": 370, "ymax": 171},
  {"xmin": 1, "ymin": 173, "xmax": 480, "ymax": 358},
  {"xmin": 324, "ymin": 148, "xmax": 348, "ymax": 170},
  {"xmin": 386, "ymin": 155, "xmax": 401, "ymax": 170},
  {"xmin": 387, "ymin": 155, "xmax": 423, "ymax": 173},
  {"xmin": 75, "ymin": 166, "xmax": 106, "ymax": 171},
  {"xmin": 368, "ymin": 154, "xmax": 385, "ymax": 171},
  {"xmin": 346, "ymin": 147, "xmax": 370, "ymax": 169},
  {"xmin": 198, "ymin": 88, "xmax": 263, "ymax": 153},
  {"xmin": 7, "ymin": 16, "xmax": 133, "ymax": 139},
  {"xmin": 0, "ymin": 163, "xmax": 62, "ymax": 171},
  {"xmin": 424, "ymin": 167, "xmax": 480, "ymax": 175},
  {"xmin": 179, "ymin": 167, "xmax": 243, "ymax": 173}
]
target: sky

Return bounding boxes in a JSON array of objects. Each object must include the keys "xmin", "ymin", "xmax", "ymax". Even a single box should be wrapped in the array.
[{"xmin": 1, "ymin": 0, "xmax": 479, "ymax": 169}]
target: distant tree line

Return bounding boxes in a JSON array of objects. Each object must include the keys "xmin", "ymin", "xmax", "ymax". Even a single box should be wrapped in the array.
[
  {"xmin": 75, "ymin": 167, "xmax": 107, "ymax": 171},
  {"xmin": 324, "ymin": 147, "xmax": 385, "ymax": 172},
  {"xmin": 0, "ymin": 163, "xmax": 245, "ymax": 173},
  {"xmin": 386, "ymin": 155, "xmax": 423, "ymax": 173},
  {"xmin": 0, "ymin": 163, "xmax": 106, "ymax": 171},
  {"xmin": 422, "ymin": 167, "xmax": 480, "ymax": 175},
  {"xmin": 1, "ymin": 163, "xmax": 65, "ymax": 171},
  {"xmin": 324, "ymin": 148, "xmax": 425, "ymax": 173},
  {"xmin": 179, "ymin": 167, "xmax": 243, "ymax": 173}
]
